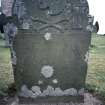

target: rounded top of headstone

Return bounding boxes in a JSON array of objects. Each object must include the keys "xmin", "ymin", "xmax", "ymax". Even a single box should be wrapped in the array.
[{"xmin": 12, "ymin": 0, "xmax": 93, "ymax": 32}]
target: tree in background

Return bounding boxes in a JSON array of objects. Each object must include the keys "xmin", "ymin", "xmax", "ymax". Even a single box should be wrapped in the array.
[
  {"xmin": 0, "ymin": 13, "xmax": 7, "ymax": 33},
  {"xmin": 94, "ymin": 21, "xmax": 99, "ymax": 33}
]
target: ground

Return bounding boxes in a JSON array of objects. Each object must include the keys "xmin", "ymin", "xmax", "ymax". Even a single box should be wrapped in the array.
[{"xmin": 0, "ymin": 34, "xmax": 105, "ymax": 104}]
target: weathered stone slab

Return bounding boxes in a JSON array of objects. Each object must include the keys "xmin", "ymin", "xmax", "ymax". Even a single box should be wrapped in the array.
[
  {"xmin": 13, "ymin": 31, "xmax": 91, "ymax": 90},
  {"xmin": 9, "ymin": 0, "xmax": 93, "ymax": 100}
]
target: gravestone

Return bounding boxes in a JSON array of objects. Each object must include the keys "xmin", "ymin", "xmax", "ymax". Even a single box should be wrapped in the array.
[
  {"xmin": 10, "ymin": 0, "xmax": 93, "ymax": 102},
  {"xmin": 1, "ymin": 0, "xmax": 15, "ymax": 47}
]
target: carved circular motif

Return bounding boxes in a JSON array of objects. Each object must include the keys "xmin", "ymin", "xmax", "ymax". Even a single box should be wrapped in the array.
[{"xmin": 41, "ymin": 65, "xmax": 54, "ymax": 78}]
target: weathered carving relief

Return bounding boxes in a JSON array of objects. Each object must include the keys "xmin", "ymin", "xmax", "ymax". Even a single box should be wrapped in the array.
[
  {"xmin": 19, "ymin": 85, "xmax": 84, "ymax": 98},
  {"xmin": 12, "ymin": 0, "xmax": 90, "ymax": 33}
]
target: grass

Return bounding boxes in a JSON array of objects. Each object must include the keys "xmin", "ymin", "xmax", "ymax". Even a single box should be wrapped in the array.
[
  {"xmin": 0, "ymin": 39, "xmax": 14, "ymax": 91},
  {"xmin": 0, "ymin": 34, "xmax": 105, "ymax": 97},
  {"xmin": 86, "ymin": 34, "xmax": 105, "ymax": 97}
]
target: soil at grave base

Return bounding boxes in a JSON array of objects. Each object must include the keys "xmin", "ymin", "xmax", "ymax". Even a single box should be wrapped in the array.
[{"xmin": 0, "ymin": 92, "xmax": 105, "ymax": 105}]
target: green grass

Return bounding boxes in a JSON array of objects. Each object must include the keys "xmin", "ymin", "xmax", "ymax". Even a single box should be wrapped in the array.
[
  {"xmin": 0, "ymin": 34, "xmax": 105, "ymax": 97},
  {"xmin": 0, "ymin": 39, "xmax": 14, "ymax": 91},
  {"xmin": 86, "ymin": 34, "xmax": 105, "ymax": 97}
]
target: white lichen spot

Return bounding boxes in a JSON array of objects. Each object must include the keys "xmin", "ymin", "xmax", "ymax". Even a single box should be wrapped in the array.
[
  {"xmin": 44, "ymin": 32, "xmax": 52, "ymax": 40},
  {"xmin": 41, "ymin": 85, "xmax": 55, "ymax": 96},
  {"xmin": 78, "ymin": 88, "xmax": 85, "ymax": 96},
  {"xmin": 54, "ymin": 88, "xmax": 64, "ymax": 96},
  {"xmin": 41, "ymin": 65, "xmax": 54, "ymax": 78},
  {"xmin": 52, "ymin": 79, "xmax": 58, "ymax": 84},
  {"xmin": 38, "ymin": 80, "xmax": 43, "ymax": 85},
  {"xmin": 47, "ymin": 85, "xmax": 55, "ymax": 96},
  {"xmin": 64, "ymin": 88, "xmax": 77, "ymax": 96},
  {"xmin": 31, "ymin": 86, "xmax": 41, "ymax": 96},
  {"xmin": 22, "ymin": 22, "xmax": 30, "ymax": 29},
  {"xmin": 47, "ymin": 10, "xmax": 53, "ymax": 15},
  {"xmin": 84, "ymin": 51, "xmax": 89, "ymax": 62},
  {"xmin": 86, "ymin": 25, "xmax": 93, "ymax": 32},
  {"xmin": 19, "ymin": 85, "xmax": 37, "ymax": 98}
]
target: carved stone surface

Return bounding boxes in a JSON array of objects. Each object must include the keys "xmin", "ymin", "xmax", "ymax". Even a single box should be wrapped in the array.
[
  {"xmin": 12, "ymin": 0, "xmax": 90, "ymax": 33},
  {"xmin": 10, "ymin": 0, "xmax": 93, "ymax": 100}
]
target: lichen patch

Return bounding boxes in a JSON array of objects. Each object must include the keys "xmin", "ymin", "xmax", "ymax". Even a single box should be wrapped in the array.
[
  {"xmin": 44, "ymin": 32, "xmax": 52, "ymax": 40},
  {"xmin": 52, "ymin": 79, "xmax": 58, "ymax": 84},
  {"xmin": 41, "ymin": 65, "xmax": 54, "ymax": 78},
  {"xmin": 19, "ymin": 85, "xmax": 83, "ymax": 98}
]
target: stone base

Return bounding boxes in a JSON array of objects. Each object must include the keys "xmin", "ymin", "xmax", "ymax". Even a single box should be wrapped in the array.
[{"xmin": 19, "ymin": 96, "xmax": 84, "ymax": 104}]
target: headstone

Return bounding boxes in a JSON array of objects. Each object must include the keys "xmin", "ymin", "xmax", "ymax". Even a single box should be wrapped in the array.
[
  {"xmin": 1, "ymin": 0, "xmax": 14, "ymax": 16},
  {"xmin": 10, "ymin": 0, "xmax": 93, "ymax": 102},
  {"xmin": 1, "ymin": 0, "xmax": 15, "ymax": 47}
]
